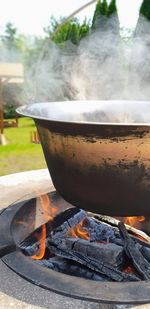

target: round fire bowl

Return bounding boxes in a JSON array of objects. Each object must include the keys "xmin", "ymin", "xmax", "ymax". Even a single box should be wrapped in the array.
[
  {"xmin": 1, "ymin": 192, "xmax": 150, "ymax": 305},
  {"xmin": 17, "ymin": 100, "xmax": 150, "ymax": 216}
]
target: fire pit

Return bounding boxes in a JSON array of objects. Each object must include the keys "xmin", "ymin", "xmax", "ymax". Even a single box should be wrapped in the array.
[
  {"xmin": 17, "ymin": 100, "xmax": 150, "ymax": 216},
  {"xmin": 0, "ymin": 171, "xmax": 150, "ymax": 305}
]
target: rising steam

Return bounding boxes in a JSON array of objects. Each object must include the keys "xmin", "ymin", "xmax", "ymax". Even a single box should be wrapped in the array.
[
  {"xmin": 1, "ymin": 1, "xmax": 149, "ymax": 105},
  {"xmin": 23, "ymin": 11, "xmax": 150, "ymax": 104}
]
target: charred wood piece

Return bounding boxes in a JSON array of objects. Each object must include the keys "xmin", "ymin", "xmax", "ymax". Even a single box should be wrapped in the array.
[
  {"xmin": 37, "ymin": 256, "xmax": 108, "ymax": 281},
  {"xmin": 140, "ymin": 247, "xmax": 150, "ymax": 263},
  {"xmin": 90, "ymin": 213, "xmax": 150, "ymax": 247},
  {"xmin": 88, "ymin": 213, "xmax": 120, "ymax": 227},
  {"xmin": 83, "ymin": 217, "xmax": 117, "ymax": 243},
  {"xmin": 64, "ymin": 237, "xmax": 124, "ymax": 267},
  {"xmin": 48, "ymin": 240, "xmax": 139, "ymax": 282},
  {"xmin": 20, "ymin": 208, "xmax": 86, "ymax": 256},
  {"xmin": 51, "ymin": 210, "xmax": 86, "ymax": 244},
  {"xmin": 118, "ymin": 222, "xmax": 150, "ymax": 280}
]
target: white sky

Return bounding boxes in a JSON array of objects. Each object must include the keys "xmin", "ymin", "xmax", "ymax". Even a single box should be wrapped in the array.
[
  {"xmin": 116, "ymin": 0, "xmax": 143, "ymax": 29},
  {"xmin": 0, "ymin": 0, "xmax": 96, "ymax": 36},
  {"xmin": 0, "ymin": 0, "xmax": 143, "ymax": 37}
]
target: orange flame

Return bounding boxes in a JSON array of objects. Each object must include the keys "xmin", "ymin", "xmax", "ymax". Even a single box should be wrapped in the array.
[
  {"xmin": 32, "ymin": 194, "xmax": 58, "ymax": 260},
  {"xmin": 124, "ymin": 216, "xmax": 145, "ymax": 229},
  {"xmin": 32, "ymin": 225, "xmax": 46, "ymax": 260},
  {"xmin": 39, "ymin": 195, "xmax": 58, "ymax": 221},
  {"xmin": 68, "ymin": 219, "xmax": 89, "ymax": 240}
]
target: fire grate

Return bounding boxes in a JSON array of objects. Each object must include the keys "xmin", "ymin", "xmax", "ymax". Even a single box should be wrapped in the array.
[{"xmin": 0, "ymin": 191, "xmax": 150, "ymax": 305}]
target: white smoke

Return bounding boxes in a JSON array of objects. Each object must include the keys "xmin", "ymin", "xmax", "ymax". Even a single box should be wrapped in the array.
[{"xmin": 24, "ymin": 14, "xmax": 150, "ymax": 104}]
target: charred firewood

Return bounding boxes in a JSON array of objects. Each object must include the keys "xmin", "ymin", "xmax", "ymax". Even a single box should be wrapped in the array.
[
  {"xmin": 64, "ymin": 237, "xmax": 124, "ymax": 267},
  {"xmin": 51, "ymin": 210, "xmax": 86, "ymax": 244},
  {"xmin": 121, "ymin": 223, "xmax": 150, "ymax": 245},
  {"xmin": 140, "ymin": 247, "xmax": 150, "ymax": 263},
  {"xmin": 48, "ymin": 240, "xmax": 139, "ymax": 282},
  {"xmin": 118, "ymin": 222, "xmax": 150, "ymax": 280},
  {"xmin": 90, "ymin": 213, "xmax": 150, "ymax": 247},
  {"xmin": 20, "ymin": 207, "xmax": 86, "ymax": 256},
  {"xmin": 83, "ymin": 217, "xmax": 118, "ymax": 243},
  {"xmin": 20, "ymin": 208, "xmax": 124, "ymax": 257},
  {"xmin": 37, "ymin": 256, "xmax": 109, "ymax": 281},
  {"xmin": 88, "ymin": 213, "xmax": 120, "ymax": 227}
]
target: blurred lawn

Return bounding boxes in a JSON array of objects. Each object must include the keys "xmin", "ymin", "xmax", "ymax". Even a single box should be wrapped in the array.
[{"xmin": 0, "ymin": 117, "xmax": 47, "ymax": 176}]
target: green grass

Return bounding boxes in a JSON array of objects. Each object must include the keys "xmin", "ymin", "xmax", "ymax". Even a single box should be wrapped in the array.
[{"xmin": 0, "ymin": 117, "xmax": 47, "ymax": 176}]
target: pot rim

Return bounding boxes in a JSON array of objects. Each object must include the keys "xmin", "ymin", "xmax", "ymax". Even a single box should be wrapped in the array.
[{"xmin": 16, "ymin": 100, "xmax": 150, "ymax": 127}]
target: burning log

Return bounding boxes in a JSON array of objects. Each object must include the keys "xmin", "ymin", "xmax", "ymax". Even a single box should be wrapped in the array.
[
  {"xmin": 83, "ymin": 216, "xmax": 117, "ymax": 243},
  {"xmin": 20, "ymin": 208, "xmax": 123, "ymax": 256},
  {"xmin": 20, "ymin": 207, "xmax": 86, "ymax": 256},
  {"xmin": 19, "ymin": 205, "xmax": 150, "ymax": 282},
  {"xmin": 118, "ymin": 222, "xmax": 150, "ymax": 280},
  {"xmin": 64, "ymin": 238, "xmax": 124, "ymax": 267},
  {"xmin": 122, "ymin": 222, "xmax": 150, "ymax": 245},
  {"xmin": 90, "ymin": 213, "xmax": 150, "ymax": 246},
  {"xmin": 37, "ymin": 256, "xmax": 108, "ymax": 281},
  {"xmin": 48, "ymin": 239, "xmax": 139, "ymax": 282}
]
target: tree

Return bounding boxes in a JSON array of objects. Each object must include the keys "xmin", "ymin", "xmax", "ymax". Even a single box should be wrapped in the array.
[
  {"xmin": 0, "ymin": 22, "xmax": 26, "ymax": 61},
  {"xmin": 140, "ymin": 0, "xmax": 150, "ymax": 20},
  {"xmin": 134, "ymin": 0, "xmax": 150, "ymax": 37},
  {"xmin": 0, "ymin": 22, "xmax": 24, "ymax": 52},
  {"xmin": 1, "ymin": 22, "xmax": 17, "ymax": 49},
  {"xmin": 44, "ymin": 16, "xmax": 90, "ymax": 45},
  {"xmin": 92, "ymin": 0, "xmax": 117, "ymax": 30}
]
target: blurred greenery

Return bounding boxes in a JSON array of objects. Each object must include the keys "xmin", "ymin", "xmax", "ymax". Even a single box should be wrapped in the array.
[
  {"xmin": 3, "ymin": 103, "xmax": 17, "ymax": 119},
  {"xmin": 44, "ymin": 16, "xmax": 90, "ymax": 46},
  {"xmin": 0, "ymin": 118, "xmax": 46, "ymax": 176}
]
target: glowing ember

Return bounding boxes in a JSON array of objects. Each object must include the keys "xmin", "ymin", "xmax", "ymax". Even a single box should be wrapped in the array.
[{"xmin": 123, "ymin": 265, "xmax": 136, "ymax": 275}]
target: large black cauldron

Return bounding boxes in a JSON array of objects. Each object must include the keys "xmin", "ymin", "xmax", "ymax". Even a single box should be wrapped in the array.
[{"xmin": 17, "ymin": 100, "xmax": 150, "ymax": 216}]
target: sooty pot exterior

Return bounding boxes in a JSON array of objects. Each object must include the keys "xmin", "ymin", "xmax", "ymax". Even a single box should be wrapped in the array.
[
  {"xmin": 17, "ymin": 101, "xmax": 150, "ymax": 216},
  {"xmin": 35, "ymin": 118, "xmax": 150, "ymax": 216}
]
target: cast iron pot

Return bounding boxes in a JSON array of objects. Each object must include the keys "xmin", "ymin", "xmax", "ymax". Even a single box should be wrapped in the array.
[{"xmin": 17, "ymin": 100, "xmax": 150, "ymax": 216}]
